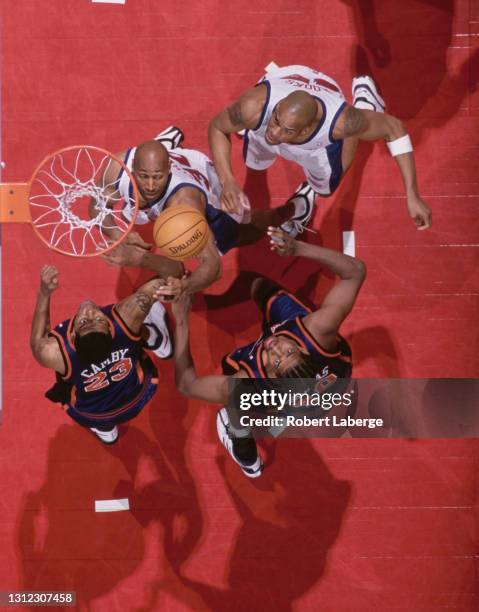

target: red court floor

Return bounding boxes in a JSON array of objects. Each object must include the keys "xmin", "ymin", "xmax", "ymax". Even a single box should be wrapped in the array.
[{"xmin": 1, "ymin": 1, "xmax": 478, "ymax": 610}]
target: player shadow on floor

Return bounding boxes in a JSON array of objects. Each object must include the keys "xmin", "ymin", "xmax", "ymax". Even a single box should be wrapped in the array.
[
  {"xmin": 167, "ymin": 439, "xmax": 351, "ymax": 612},
  {"xmin": 15, "ymin": 395, "xmax": 204, "ymax": 610},
  {"xmin": 351, "ymin": 325, "xmax": 401, "ymax": 378},
  {"xmin": 343, "ymin": 0, "xmax": 479, "ymax": 126}
]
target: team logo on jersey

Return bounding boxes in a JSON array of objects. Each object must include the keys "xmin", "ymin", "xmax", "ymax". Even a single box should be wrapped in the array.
[{"xmin": 280, "ymin": 74, "xmax": 341, "ymax": 94}]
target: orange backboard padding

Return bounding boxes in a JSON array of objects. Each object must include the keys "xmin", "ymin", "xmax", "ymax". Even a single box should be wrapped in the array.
[{"xmin": 0, "ymin": 183, "xmax": 31, "ymax": 222}]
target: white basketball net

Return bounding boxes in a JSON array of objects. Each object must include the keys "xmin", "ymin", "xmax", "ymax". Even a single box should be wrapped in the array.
[{"xmin": 29, "ymin": 146, "xmax": 138, "ymax": 256}]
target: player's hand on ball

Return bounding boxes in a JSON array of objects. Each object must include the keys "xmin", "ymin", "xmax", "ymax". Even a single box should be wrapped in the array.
[
  {"xmin": 220, "ymin": 178, "xmax": 250, "ymax": 215},
  {"xmin": 40, "ymin": 265, "xmax": 59, "ymax": 294},
  {"xmin": 267, "ymin": 227, "xmax": 297, "ymax": 256},
  {"xmin": 125, "ymin": 231, "xmax": 152, "ymax": 250},
  {"xmin": 407, "ymin": 194, "xmax": 432, "ymax": 230}
]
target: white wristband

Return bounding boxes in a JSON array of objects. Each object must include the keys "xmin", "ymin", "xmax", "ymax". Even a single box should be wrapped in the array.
[{"xmin": 387, "ymin": 134, "xmax": 413, "ymax": 156}]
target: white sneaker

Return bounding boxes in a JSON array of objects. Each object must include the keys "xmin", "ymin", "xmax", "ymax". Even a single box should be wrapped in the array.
[
  {"xmin": 154, "ymin": 125, "xmax": 185, "ymax": 150},
  {"xmin": 143, "ymin": 302, "xmax": 173, "ymax": 359},
  {"xmin": 352, "ymin": 76, "xmax": 385, "ymax": 113},
  {"xmin": 280, "ymin": 182, "xmax": 316, "ymax": 238},
  {"xmin": 216, "ymin": 408, "xmax": 263, "ymax": 478},
  {"xmin": 90, "ymin": 425, "xmax": 119, "ymax": 444}
]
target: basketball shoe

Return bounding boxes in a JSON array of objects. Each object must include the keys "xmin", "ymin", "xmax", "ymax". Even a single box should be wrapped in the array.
[
  {"xmin": 90, "ymin": 425, "xmax": 119, "ymax": 444},
  {"xmin": 280, "ymin": 182, "xmax": 316, "ymax": 238},
  {"xmin": 154, "ymin": 125, "xmax": 185, "ymax": 150},
  {"xmin": 352, "ymin": 76, "xmax": 385, "ymax": 113},
  {"xmin": 217, "ymin": 408, "xmax": 263, "ymax": 478},
  {"xmin": 143, "ymin": 302, "xmax": 173, "ymax": 359}
]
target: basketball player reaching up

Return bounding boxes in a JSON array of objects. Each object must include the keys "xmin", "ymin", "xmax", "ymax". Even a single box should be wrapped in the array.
[
  {"xmin": 100, "ymin": 128, "xmax": 315, "ymax": 301},
  {"xmin": 30, "ymin": 265, "xmax": 172, "ymax": 444},
  {"xmin": 209, "ymin": 63, "xmax": 431, "ymax": 230},
  {"xmin": 168, "ymin": 228, "xmax": 366, "ymax": 477}
]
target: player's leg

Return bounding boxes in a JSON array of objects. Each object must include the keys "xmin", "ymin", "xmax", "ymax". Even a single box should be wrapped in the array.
[
  {"xmin": 235, "ymin": 184, "xmax": 315, "ymax": 246},
  {"xmin": 342, "ymin": 75, "xmax": 386, "ymax": 172},
  {"xmin": 216, "ymin": 407, "xmax": 263, "ymax": 478},
  {"xmin": 215, "ymin": 354, "xmax": 264, "ymax": 478}
]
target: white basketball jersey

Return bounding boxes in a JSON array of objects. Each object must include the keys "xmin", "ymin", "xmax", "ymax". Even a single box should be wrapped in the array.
[
  {"xmin": 118, "ymin": 148, "xmax": 221, "ymax": 225},
  {"xmin": 251, "ymin": 65, "xmax": 347, "ymax": 163}
]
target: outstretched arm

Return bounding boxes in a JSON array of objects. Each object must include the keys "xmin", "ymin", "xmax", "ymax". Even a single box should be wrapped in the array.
[
  {"xmin": 151, "ymin": 188, "xmax": 222, "ymax": 301},
  {"xmin": 335, "ymin": 106, "xmax": 432, "ymax": 230},
  {"xmin": 208, "ymin": 85, "xmax": 265, "ymax": 214},
  {"xmin": 269, "ymin": 228, "xmax": 366, "ymax": 350},
  {"xmin": 104, "ymin": 187, "xmax": 220, "ymax": 298},
  {"xmin": 30, "ymin": 265, "xmax": 66, "ymax": 373},
  {"xmin": 170, "ymin": 295, "xmax": 235, "ymax": 404},
  {"xmin": 115, "ymin": 277, "xmax": 169, "ymax": 334},
  {"xmin": 102, "ymin": 241, "xmax": 184, "ymax": 279}
]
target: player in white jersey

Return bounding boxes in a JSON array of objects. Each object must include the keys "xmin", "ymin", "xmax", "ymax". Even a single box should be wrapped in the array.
[
  {"xmin": 209, "ymin": 63, "xmax": 432, "ymax": 230},
  {"xmin": 101, "ymin": 129, "xmax": 311, "ymax": 301}
]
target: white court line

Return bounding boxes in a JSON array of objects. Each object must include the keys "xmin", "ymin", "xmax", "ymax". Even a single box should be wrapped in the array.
[
  {"xmin": 0, "ymin": 44, "xmax": 3, "ymax": 421},
  {"xmin": 91, "ymin": 0, "xmax": 125, "ymax": 4},
  {"xmin": 342, "ymin": 231, "xmax": 355, "ymax": 257},
  {"xmin": 95, "ymin": 498, "xmax": 130, "ymax": 512}
]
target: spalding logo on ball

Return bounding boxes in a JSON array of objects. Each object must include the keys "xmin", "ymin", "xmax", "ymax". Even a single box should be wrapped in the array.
[{"xmin": 153, "ymin": 204, "xmax": 210, "ymax": 261}]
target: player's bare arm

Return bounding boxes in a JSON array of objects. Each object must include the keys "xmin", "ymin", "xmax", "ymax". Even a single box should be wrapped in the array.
[
  {"xmin": 115, "ymin": 277, "xmax": 166, "ymax": 333},
  {"xmin": 101, "ymin": 181, "xmax": 188, "ymax": 277},
  {"xmin": 269, "ymin": 228, "xmax": 366, "ymax": 351},
  {"xmin": 154, "ymin": 188, "xmax": 222, "ymax": 300},
  {"xmin": 30, "ymin": 265, "xmax": 66, "ymax": 373},
  {"xmin": 334, "ymin": 106, "xmax": 432, "ymax": 230},
  {"xmin": 208, "ymin": 85, "xmax": 267, "ymax": 215},
  {"xmin": 171, "ymin": 294, "xmax": 246, "ymax": 403}
]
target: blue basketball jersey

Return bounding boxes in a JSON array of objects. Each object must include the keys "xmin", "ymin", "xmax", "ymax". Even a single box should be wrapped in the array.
[
  {"xmin": 49, "ymin": 305, "xmax": 157, "ymax": 420},
  {"xmin": 224, "ymin": 290, "xmax": 352, "ymax": 380}
]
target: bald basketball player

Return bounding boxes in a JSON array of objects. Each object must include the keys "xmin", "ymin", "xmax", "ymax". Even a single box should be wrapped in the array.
[
  {"xmin": 209, "ymin": 63, "xmax": 432, "ymax": 230},
  {"xmin": 101, "ymin": 128, "xmax": 313, "ymax": 301}
]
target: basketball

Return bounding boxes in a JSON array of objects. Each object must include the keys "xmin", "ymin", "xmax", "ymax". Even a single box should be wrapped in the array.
[{"xmin": 153, "ymin": 204, "xmax": 210, "ymax": 261}]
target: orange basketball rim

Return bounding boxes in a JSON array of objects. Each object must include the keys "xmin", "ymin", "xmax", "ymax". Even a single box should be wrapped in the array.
[{"xmin": 0, "ymin": 145, "xmax": 140, "ymax": 257}]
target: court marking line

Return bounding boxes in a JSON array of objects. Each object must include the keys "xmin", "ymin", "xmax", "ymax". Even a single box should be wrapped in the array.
[
  {"xmin": 91, "ymin": 0, "xmax": 126, "ymax": 5},
  {"xmin": 95, "ymin": 498, "xmax": 130, "ymax": 512},
  {"xmin": 342, "ymin": 230, "xmax": 355, "ymax": 257}
]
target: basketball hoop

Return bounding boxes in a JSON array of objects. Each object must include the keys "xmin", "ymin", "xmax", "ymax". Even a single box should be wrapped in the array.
[{"xmin": 0, "ymin": 145, "xmax": 139, "ymax": 257}]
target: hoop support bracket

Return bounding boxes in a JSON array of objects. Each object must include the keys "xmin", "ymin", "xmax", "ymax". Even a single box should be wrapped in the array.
[{"xmin": 0, "ymin": 183, "xmax": 31, "ymax": 222}]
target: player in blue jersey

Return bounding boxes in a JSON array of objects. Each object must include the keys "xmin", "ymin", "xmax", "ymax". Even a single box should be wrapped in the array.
[
  {"xmin": 30, "ymin": 265, "xmax": 173, "ymax": 444},
  {"xmin": 169, "ymin": 228, "xmax": 366, "ymax": 477}
]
